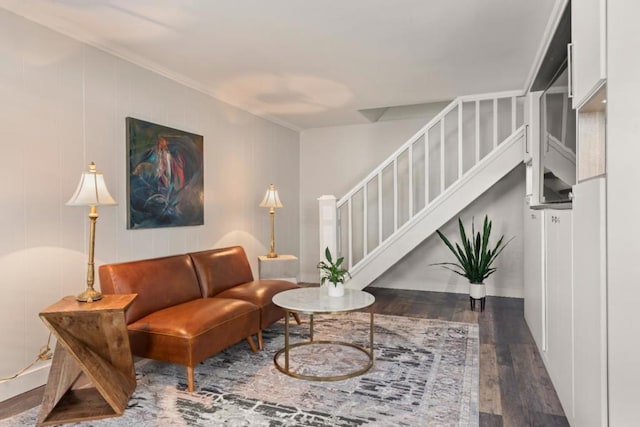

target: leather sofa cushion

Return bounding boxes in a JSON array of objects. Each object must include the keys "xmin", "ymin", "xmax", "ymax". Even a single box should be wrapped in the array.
[
  {"xmin": 216, "ymin": 279, "xmax": 300, "ymax": 328},
  {"xmin": 190, "ymin": 246, "xmax": 254, "ymax": 297},
  {"xmin": 99, "ymin": 254, "xmax": 202, "ymax": 323},
  {"xmin": 127, "ymin": 297, "xmax": 260, "ymax": 366}
]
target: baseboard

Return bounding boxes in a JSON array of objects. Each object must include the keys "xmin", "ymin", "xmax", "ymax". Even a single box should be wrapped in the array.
[
  {"xmin": 0, "ymin": 361, "xmax": 50, "ymax": 403},
  {"xmin": 369, "ymin": 280, "xmax": 524, "ymax": 298}
]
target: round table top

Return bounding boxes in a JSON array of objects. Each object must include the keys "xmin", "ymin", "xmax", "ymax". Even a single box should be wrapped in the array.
[{"xmin": 272, "ymin": 287, "xmax": 375, "ymax": 314}]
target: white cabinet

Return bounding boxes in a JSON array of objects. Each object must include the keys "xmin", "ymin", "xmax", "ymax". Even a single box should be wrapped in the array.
[
  {"xmin": 524, "ymin": 207, "xmax": 574, "ymax": 421},
  {"xmin": 572, "ymin": 178, "xmax": 607, "ymax": 427},
  {"xmin": 543, "ymin": 209, "xmax": 574, "ymax": 421},
  {"xmin": 523, "ymin": 206, "xmax": 544, "ymax": 351},
  {"xmin": 571, "ymin": 0, "xmax": 606, "ymax": 108}
]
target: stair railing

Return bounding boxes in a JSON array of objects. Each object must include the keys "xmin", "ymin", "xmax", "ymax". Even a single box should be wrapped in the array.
[{"xmin": 324, "ymin": 91, "xmax": 526, "ymax": 273}]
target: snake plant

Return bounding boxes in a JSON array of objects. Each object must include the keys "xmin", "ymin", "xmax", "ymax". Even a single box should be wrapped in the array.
[{"xmin": 433, "ymin": 215, "xmax": 511, "ymax": 284}]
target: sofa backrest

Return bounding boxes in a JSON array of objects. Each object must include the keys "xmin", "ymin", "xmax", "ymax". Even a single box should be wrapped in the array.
[
  {"xmin": 189, "ymin": 246, "xmax": 254, "ymax": 297},
  {"xmin": 99, "ymin": 254, "xmax": 202, "ymax": 323}
]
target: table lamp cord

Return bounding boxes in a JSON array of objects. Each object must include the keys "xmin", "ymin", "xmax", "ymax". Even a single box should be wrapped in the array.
[{"xmin": 0, "ymin": 333, "xmax": 53, "ymax": 382}]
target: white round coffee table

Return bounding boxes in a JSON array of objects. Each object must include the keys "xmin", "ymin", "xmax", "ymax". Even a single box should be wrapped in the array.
[{"xmin": 272, "ymin": 287, "xmax": 375, "ymax": 381}]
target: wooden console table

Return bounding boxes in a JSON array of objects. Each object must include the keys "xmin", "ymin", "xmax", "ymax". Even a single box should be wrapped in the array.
[{"xmin": 37, "ymin": 294, "xmax": 137, "ymax": 426}]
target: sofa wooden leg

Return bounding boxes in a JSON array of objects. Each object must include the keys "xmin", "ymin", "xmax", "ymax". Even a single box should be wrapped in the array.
[
  {"xmin": 258, "ymin": 331, "xmax": 264, "ymax": 350},
  {"xmin": 246, "ymin": 336, "xmax": 258, "ymax": 353},
  {"xmin": 187, "ymin": 366, "xmax": 195, "ymax": 392},
  {"xmin": 292, "ymin": 312, "xmax": 301, "ymax": 325}
]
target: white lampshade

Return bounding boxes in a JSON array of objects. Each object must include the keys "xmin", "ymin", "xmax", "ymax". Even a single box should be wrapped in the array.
[
  {"xmin": 66, "ymin": 162, "xmax": 117, "ymax": 206},
  {"xmin": 259, "ymin": 184, "xmax": 283, "ymax": 208}
]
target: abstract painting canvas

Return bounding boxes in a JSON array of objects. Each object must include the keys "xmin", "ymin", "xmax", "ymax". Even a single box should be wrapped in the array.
[{"xmin": 126, "ymin": 117, "xmax": 204, "ymax": 229}]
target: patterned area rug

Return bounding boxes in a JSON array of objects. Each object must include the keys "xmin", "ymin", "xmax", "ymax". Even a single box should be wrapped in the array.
[{"xmin": 3, "ymin": 313, "xmax": 479, "ymax": 426}]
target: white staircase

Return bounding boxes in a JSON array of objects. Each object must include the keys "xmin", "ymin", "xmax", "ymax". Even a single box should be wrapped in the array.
[{"xmin": 319, "ymin": 91, "xmax": 528, "ymax": 290}]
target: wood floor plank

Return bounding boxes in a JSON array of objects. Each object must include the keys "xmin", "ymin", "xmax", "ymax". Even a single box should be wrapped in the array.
[
  {"xmin": 497, "ymin": 363, "xmax": 530, "ymax": 427},
  {"xmin": 0, "ymin": 386, "xmax": 44, "ymax": 420},
  {"xmin": 478, "ymin": 307, "xmax": 497, "ymax": 345},
  {"xmin": 479, "ymin": 343, "xmax": 502, "ymax": 415},
  {"xmin": 492, "ymin": 312, "xmax": 529, "ymax": 345},
  {"xmin": 479, "ymin": 411, "xmax": 504, "ymax": 427},
  {"xmin": 529, "ymin": 413, "xmax": 570, "ymax": 427},
  {"xmin": 494, "ymin": 343, "xmax": 514, "ymax": 367},
  {"xmin": 511, "ymin": 343, "xmax": 566, "ymax": 417}
]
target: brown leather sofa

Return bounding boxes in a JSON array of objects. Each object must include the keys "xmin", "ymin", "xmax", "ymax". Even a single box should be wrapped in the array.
[{"xmin": 99, "ymin": 246, "xmax": 299, "ymax": 392}]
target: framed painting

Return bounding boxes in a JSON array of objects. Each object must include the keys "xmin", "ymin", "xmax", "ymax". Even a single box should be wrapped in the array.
[{"xmin": 126, "ymin": 117, "xmax": 204, "ymax": 229}]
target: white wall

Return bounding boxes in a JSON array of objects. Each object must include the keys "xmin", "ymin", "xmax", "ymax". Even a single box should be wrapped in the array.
[
  {"xmin": 299, "ymin": 117, "xmax": 437, "ymax": 282},
  {"xmin": 0, "ymin": 10, "xmax": 299, "ymax": 401},
  {"xmin": 371, "ymin": 165, "xmax": 525, "ymax": 297},
  {"xmin": 606, "ymin": 1, "xmax": 640, "ymax": 423}
]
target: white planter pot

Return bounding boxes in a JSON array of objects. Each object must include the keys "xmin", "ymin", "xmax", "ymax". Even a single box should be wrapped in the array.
[
  {"xmin": 469, "ymin": 283, "xmax": 486, "ymax": 299},
  {"xmin": 327, "ymin": 282, "xmax": 345, "ymax": 297}
]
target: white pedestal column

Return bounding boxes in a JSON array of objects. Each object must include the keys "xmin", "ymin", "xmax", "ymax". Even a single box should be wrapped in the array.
[{"xmin": 318, "ymin": 194, "xmax": 337, "ymax": 262}]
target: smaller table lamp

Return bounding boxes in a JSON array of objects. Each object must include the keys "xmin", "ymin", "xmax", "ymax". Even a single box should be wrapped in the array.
[
  {"xmin": 66, "ymin": 162, "xmax": 117, "ymax": 302},
  {"xmin": 259, "ymin": 184, "xmax": 283, "ymax": 258}
]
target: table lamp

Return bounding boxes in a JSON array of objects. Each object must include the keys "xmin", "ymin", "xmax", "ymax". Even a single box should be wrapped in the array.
[
  {"xmin": 66, "ymin": 162, "xmax": 117, "ymax": 302},
  {"xmin": 259, "ymin": 184, "xmax": 283, "ymax": 258}
]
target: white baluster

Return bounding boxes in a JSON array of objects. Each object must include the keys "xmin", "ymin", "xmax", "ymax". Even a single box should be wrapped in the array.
[
  {"xmin": 511, "ymin": 96, "xmax": 517, "ymax": 133},
  {"xmin": 408, "ymin": 143, "xmax": 413, "ymax": 218},
  {"xmin": 475, "ymin": 100, "xmax": 480, "ymax": 165},
  {"xmin": 363, "ymin": 182, "xmax": 368, "ymax": 256},
  {"xmin": 425, "ymin": 131, "xmax": 429, "ymax": 204},
  {"xmin": 493, "ymin": 98, "xmax": 498, "ymax": 149},
  {"xmin": 458, "ymin": 101, "xmax": 463, "ymax": 179},
  {"xmin": 393, "ymin": 158, "xmax": 398, "ymax": 231},
  {"xmin": 347, "ymin": 197, "xmax": 353, "ymax": 270},
  {"xmin": 377, "ymin": 172, "xmax": 383, "ymax": 244},
  {"xmin": 440, "ymin": 116, "xmax": 445, "ymax": 193}
]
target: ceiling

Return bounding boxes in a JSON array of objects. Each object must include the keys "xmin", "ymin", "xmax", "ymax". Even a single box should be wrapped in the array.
[{"xmin": 0, "ymin": 0, "xmax": 561, "ymax": 130}]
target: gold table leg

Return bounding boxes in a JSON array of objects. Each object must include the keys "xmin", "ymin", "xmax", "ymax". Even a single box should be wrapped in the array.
[
  {"xmin": 284, "ymin": 309, "xmax": 290, "ymax": 371},
  {"xmin": 370, "ymin": 307, "xmax": 375, "ymax": 359},
  {"xmin": 273, "ymin": 309, "xmax": 375, "ymax": 381}
]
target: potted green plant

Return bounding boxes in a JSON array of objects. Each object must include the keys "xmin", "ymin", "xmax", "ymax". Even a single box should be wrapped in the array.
[
  {"xmin": 317, "ymin": 247, "xmax": 351, "ymax": 297},
  {"xmin": 433, "ymin": 215, "xmax": 511, "ymax": 311}
]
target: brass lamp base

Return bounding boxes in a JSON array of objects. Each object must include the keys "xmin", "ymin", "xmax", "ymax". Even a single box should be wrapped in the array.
[
  {"xmin": 266, "ymin": 208, "xmax": 278, "ymax": 259},
  {"xmin": 76, "ymin": 287, "xmax": 103, "ymax": 303}
]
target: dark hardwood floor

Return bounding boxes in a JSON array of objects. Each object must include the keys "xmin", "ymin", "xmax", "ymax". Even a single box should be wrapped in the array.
[
  {"xmin": 1, "ymin": 288, "xmax": 569, "ymax": 426},
  {"xmin": 368, "ymin": 287, "xmax": 569, "ymax": 427}
]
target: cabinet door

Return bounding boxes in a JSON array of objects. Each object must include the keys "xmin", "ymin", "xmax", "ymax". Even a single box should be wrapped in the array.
[
  {"xmin": 572, "ymin": 178, "xmax": 607, "ymax": 427},
  {"xmin": 545, "ymin": 209, "xmax": 573, "ymax": 420},
  {"xmin": 524, "ymin": 207, "xmax": 544, "ymax": 351},
  {"xmin": 571, "ymin": 0, "xmax": 606, "ymax": 108}
]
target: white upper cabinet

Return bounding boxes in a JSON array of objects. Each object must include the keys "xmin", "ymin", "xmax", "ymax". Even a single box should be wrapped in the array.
[{"xmin": 571, "ymin": 0, "xmax": 607, "ymax": 108}]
